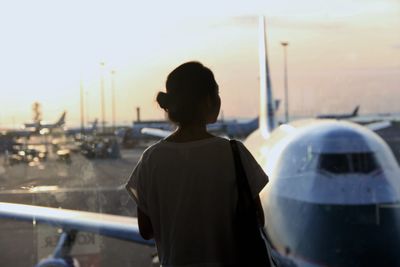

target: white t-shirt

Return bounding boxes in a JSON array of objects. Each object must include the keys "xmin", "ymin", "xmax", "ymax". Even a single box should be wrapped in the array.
[{"xmin": 126, "ymin": 136, "xmax": 268, "ymax": 267}]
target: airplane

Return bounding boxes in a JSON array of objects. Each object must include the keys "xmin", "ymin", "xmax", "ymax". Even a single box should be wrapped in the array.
[
  {"xmin": 120, "ymin": 100, "xmax": 286, "ymax": 142},
  {"xmin": 65, "ymin": 119, "xmax": 99, "ymax": 136},
  {"xmin": 24, "ymin": 111, "xmax": 67, "ymax": 134},
  {"xmin": 207, "ymin": 117, "xmax": 259, "ymax": 138},
  {"xmin": 209, "ymin": 100, "xmax": 281, "ymax": 138},
  {"xmin": 0, "ymin": 16, "xmax": 398, "ymax": 267},
  {"xmin": 121, "ymin": 117, "xmax": 259, "ymax": 146},
  {"xmin": 4, "ymin": 116, "xmax": 97, "ymax": 150},
  {"xmin": 139, "ymin": 118, "xmax": 259, "ymax": 140},
  {"xmin": 316, "ymin": 105, "xmax": 360, "ymax": 119},
  {"xmin": 0, "ymin": 127, "xmax": 35, "ymax": 138},
  {"xmin": 244, "ymin": 17, "xmax": 400, "ymax": 266},
  {"xmin": 138, "ymin": 99, "xmax": 283, "ymax": 140},
  {"xmin": 0, "ymin": 111, "xmax": 67, "ymax": 139}
]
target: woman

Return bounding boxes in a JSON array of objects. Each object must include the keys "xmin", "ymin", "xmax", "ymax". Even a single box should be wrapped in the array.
[{"xmin": 126, "ymin": 61, "xmax": 268, "ymax": 267}]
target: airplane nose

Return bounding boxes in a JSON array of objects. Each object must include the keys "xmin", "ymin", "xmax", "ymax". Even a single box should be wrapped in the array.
[
  {"xmin": 262, "ymin": 125, "xmax": 400, "ymax": 265},
  {"xmin": 264, "ymin": 191, "xmax": 400, "ymax": 266}
]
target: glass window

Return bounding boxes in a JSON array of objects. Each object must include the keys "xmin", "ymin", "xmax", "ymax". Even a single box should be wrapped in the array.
[
  {"xmin": 0, "ymin": 1, "xmax": 399, "ymax": 267},
  {"xmin": 318, "ymin": 153, "xmax": 378, "ymax": 174},
  {"xmin": 319, "ymin": 153, "xmax": 351, "ymax": 174},
  {"xmin": 351, "ymin": 152, "xmax": 378, "ymax": 174}
]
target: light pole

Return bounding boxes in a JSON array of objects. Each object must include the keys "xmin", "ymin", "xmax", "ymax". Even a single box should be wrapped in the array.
[
  {"xmin": 136, "ymin": 107, "xmax": 141, "ymax": 122},
  {"xmin": 80, "ymin": 78, "xmax": 85, "ymax": 134},
  {"xmin": 281, "ymin": 41, "xmax": 289, "ymax": 123},
  {"xmin": 86, "ymin": 91, "xmax": 90, "ymax": 125},
  {"xmin": 100, "ymin": 62, "xmax": 106, "ymax": 133},
  {"xmin": 111, "ymin": 70, "xmax": 116, "ymax": 132}
]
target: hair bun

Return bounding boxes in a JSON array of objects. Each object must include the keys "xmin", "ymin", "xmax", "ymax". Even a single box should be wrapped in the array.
[{"xmin": 156, "ymin": 92, "xmax": 170, "ymax": 109}]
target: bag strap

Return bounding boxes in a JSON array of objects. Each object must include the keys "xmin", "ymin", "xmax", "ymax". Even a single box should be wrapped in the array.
[
  {"xmin": 230, "ymin": 140, "xmax": 277, "ymax": 267},
  {"xmin": 230, "ymin": 139, "xmax": 257, "ymax": 211}
]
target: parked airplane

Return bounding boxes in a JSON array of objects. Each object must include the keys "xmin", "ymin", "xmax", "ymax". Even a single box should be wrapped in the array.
[
  {"xmin": 244, "ymin": 17, "xmax": 400, "ymax": 266},
  {"xmin": 24, "ymin": 111, "xmax": 67, "ymax": 134},
  {"xmin": 139, "ymin": 117, "xmax": 261, "ymax": 140},
  {"xmin": 317, "ymin": 105, "xmax": 359, "ymax": 119},
  {"xmin": 0, "ymin": 127, "xmax": 35, "ymax": 138},
  {"xmin": 121, "ymin": 117, "xmax": 259, "ymax": 145},
  {"xmin": 208, "ymin": 117, "xmax": 259, "ymax": 138},
  {"xmin": 210, "ymin": 100, "xmax": 280, "ymax": 138},
  {"xmin": 65, "ymin": 119, "xmax": 99, "ymax": 136}
]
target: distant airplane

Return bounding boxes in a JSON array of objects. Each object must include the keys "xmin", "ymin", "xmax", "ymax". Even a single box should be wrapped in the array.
[
  {"xmin": 121, "ymin": 117, "xmax": 258, "ymax": 143},
  {"xmin": 137, "ymin": 100, "xmax": 280, "ymax": 141},
  {"xmin": 208, "ymin": 117, "xmax": 259, "ymax": 139},
  {"xmin": 115, "ymin": 120, "xmax": 176, "ymax": 147},
  {"xmin": 0, "ymin": 127, "xmax": 34, "ymax": 138},
  {"xmin": 24, "ymin": 111, "xmax": 67, "ymax": 134},
  {"xmin": 139, "ymin": 118, "xmax": 259, "ymax": 140},
  {"xmin": 317, "ymin": 105, "xmax": 359, "ymax": 119},
  {"xmin": 210, "ymin": 99, "xmax": 280, "ymax": 138},
  {"xmin": 135, "ymin": 99, "xmax": 281, "ymax": 140},
  {"xmin": 244, "ymin": 17, "xmax": 399, "ymax": 266},
  {"xmin": 65, "ymin": 118, "xmax": 98, "ymax": 136},
  {"xmin": 2, "ymin": 113, "xmax": 102, "ymax": 142}
]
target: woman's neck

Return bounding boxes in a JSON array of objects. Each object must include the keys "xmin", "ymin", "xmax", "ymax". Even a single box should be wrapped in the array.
[{"xmin": 165, "ymin": 123, "xmax": 214, "ymax": 143}]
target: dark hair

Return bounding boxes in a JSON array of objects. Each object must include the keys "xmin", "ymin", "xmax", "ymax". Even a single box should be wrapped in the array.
[{"xmin": 156, "ymin": 61, "xmax": 219, "ymax": 125}]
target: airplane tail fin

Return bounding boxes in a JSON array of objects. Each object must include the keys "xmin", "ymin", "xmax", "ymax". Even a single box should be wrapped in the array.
[
  {"xmin": 258, "ymin": 16, "xmax": 276, "ymax": 137},
  {"xmin": 352, "ymin": 106, "xmax": 360, "ymax": 117},
  {"xmin": 56, "ymin": 111, "xmax": 66, "ymax": 126}
]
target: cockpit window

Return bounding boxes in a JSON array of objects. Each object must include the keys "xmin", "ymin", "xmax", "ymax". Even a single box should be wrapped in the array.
[
  {"xmin": 318, "ymin": 153, "xmax": 378, "ymax": 174},
  {"xmin": 351, "ymin": 153, "xmax": 379, "ymax": 174},
  {"xmin": 319, "ymin": 153, "xmax": 350, "ymax": 174},
  {"xmin": 276, "ymin": 149, "xmax": 380, "ymax": 177}
]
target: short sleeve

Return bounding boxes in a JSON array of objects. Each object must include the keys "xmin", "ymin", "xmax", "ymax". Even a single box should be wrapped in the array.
[
  {"xmin": 236, "ymin": 141, "xmax": 269, "ymax": 198},
  {"xmin": 125, "ymin": 156, "xmax": 149, "ymax": 214}
]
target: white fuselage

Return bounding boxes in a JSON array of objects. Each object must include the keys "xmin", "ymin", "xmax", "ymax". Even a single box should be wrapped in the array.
[{"xmin": 245, "ymin": 119, "xmax": 400, "ymax": 266}]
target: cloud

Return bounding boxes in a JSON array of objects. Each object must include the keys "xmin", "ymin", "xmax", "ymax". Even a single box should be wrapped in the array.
[
  {"xmin": 268, "ymin": 17, "xmax": 348, "ymax": 30},
  {"xmin": 228, "ymin": 15, "xmax": 347, "ymax": 31}
]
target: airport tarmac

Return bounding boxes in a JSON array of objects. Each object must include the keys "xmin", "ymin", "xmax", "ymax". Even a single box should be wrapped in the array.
[{"xmin": 0, "ymin": 145, "xmax": 157, "ymax": 267}]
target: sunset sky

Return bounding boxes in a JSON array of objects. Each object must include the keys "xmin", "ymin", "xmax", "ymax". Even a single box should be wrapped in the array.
[{"xmin": 0, "ymin": 0, "xmax": 399, "ymax": 128}]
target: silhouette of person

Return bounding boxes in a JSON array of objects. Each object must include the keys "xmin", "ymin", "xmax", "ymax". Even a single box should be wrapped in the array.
[{"xmin": 126, "ymin": 61, "xmax": 268, "ymax": 266}]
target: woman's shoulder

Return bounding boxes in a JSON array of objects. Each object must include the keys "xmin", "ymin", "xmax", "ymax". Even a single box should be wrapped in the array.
[{"xmin": 139, "ymin": 140, "xmax": 165, "ymax": 161}]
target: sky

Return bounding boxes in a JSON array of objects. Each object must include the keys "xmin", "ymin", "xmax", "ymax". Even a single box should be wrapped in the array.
[{"xmin": 0, "ymin": 0, "xmax": 399, "ymax": 127}]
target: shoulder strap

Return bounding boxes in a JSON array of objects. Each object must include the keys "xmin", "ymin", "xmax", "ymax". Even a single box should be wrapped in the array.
[
  {"xmin": 230, "ymin": 140, "xmax": 277, "ymax": 267},
  {"xmin": 230, "ymin": 140, "xmax": 256, "ymax": 204}
]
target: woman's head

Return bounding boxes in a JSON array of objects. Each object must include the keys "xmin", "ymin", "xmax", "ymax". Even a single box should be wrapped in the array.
[{"xmin": 157, "ymin": 61, "xmax": 220, "ymax": 125}]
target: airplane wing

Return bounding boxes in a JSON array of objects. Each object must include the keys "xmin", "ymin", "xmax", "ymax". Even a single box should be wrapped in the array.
[
  {"xmin": 0, "ymin": 202, "xmax": 154, "ymax": 246},
  {"xmin": 365, "ymin": 120, "xmax": 391, "ymax": 131},
  {"xmin": 141, "ymin": 127, "xmax": 171, "ymax": 138}
]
